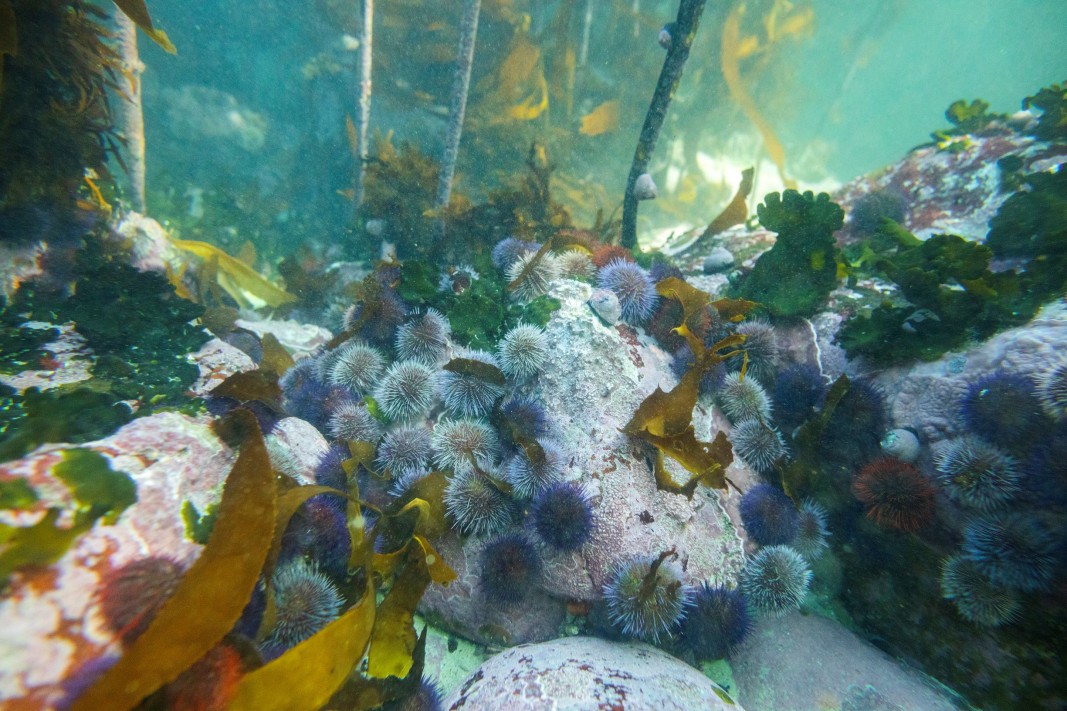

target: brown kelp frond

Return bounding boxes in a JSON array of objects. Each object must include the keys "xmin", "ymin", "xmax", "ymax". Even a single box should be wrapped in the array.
[{"xmin": 170, "ymin": 238, "xmax": 297, "ymax": 310}]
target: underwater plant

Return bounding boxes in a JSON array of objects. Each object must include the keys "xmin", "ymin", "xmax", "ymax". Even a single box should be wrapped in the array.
[
  {"xmin": 443, "ymin": 468, "xmax": 515, "ymax": 537},
  {"xmin": 741, "ymin": 545, "xmax": 811, "ymax": 616},
  {"xmin": 377, "ymin": 425, "xmax": 433, "ymax": 477},
  {"xmin": 528, "ymin": 482, "xmax": 594, "ymax": 552},
  {"xmin": 597, "ymin": 258, "xmax": 659, "ymax": 325},
  {"xmin": 933, "ymin": 436, "xmax": 1021, "ymax": 512},
  {"xmin": 852, "ymin": 457, "xmax": 936, "ymax": 532},
  {"xmin": 679, "ymin": 583, "xmax": 751, "ymax": 661},
  {"xmin": 603, "ymin": 550, "xmax": 693, "ymax": 644},
  {"xmin": 479, "ymin": 533, "xmax": 542, "ymax": 605},
  {"xmin": 940, "ymin": 555, "xmax": 1021, "ymax": 627},
  {"xmin": 374, "ymin": 360, "xmax": 439, "ymax": 422},
  {"xmin": 736, "ymin": 190, "xmax": 844, "ymax": 318},
  {"xmin": 739, "ymin": 484, "xmax": 800, "ymax": 546}
]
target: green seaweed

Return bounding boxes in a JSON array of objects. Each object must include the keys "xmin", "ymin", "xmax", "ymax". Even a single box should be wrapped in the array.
[
  {"xmin": 1023, "ymin": 80, "xmax": 1067, "ymax": 143},
  {"xmin": 0, "ymin": 387, "xmax": 133, "ymax": 463},
  {"xmin": 735, "ymin": 190, "xmax": 844, "ymax": 318},
  {"xmin": 0, "ymin": 447, "xmax": 135, "ymax": 583},
  {"xmin": 180, "ymin": 499, "xmax": 218, "ymax": 545},
  {"xmin": 0, "ymin": 477, "xmax": 37, "ymax": 510},
  {"xmin": 0, "ymin": 304, "xmax": 58, "ymax": 376}
]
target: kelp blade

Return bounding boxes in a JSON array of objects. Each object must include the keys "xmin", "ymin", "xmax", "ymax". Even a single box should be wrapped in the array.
[
  {"xmin": 111, "ymin": 0, "xmax": 177, "ymax": 53},
  {"xmin": 72, "ymin": 411, "xmax": 276, "ymax": 711},
  {"xmin": 171, "ymin": 238, "xmax": 297, "ymax": 309},
  {"xmin": 229, "ymin": 585, "xmax": 377, "ymax": 711}
]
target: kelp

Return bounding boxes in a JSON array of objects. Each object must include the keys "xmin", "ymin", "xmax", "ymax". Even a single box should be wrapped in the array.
[
  {"xmin": 0, "ymin": 447, "xmax": 135, "ymax": 583},
  {"xmin": 1024, "ymin": 81, "xmax": 1067, "ymax": 143},
  {"xmin": 443, "ymin": 357, "xmax": 506, "ymax": 386},
  {"xmin": 367, "ymin": 539, "xmax": 433, "ymax": 678},
  {"xmin": 698, "ymin": 167, "xmax": 754, "ymax": 242},
  {"xmin": 779, "ymin": 374, "xmax": 850, "ymax": 503},
  {"xmin": 110, "ymin": 0, "xmax": 175, "ymax": 53},
  {"xmin": 624, "ymin": 278, "xmax": 749, "ymax": 495},
  {"xmin": 211, "ymin": 370, "xmax": 285, "ymax": 414},
  {"xmin": 72, "ymin": 410, "xmax": 276, "ymax": 711},
  {"xmin": 171, "ymin": 238, "xmax": 297, "ymax": 310}
]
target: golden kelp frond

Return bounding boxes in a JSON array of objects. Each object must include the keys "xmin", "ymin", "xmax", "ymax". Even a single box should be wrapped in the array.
[
  {"xmin": 722, "ymin": 2, "xmax": 796, "ymax": 190},
  {"xmin": 210, "ymin": 370, "xmax": 284, "ymax": 413},
  {"xmin": 780, "ymin": 373, "xmax": 850, "ymax": 501},
  {"xmin": 367, "ymin": 539, "xmax": 431, "ymax": 679},
  {"xmin": 579, "ymin": 99, "xmax": 620, "ymax": 136},
  {"xmin": 443, "ymin": 357, "xmax": 506, "ymax": 385},
  {"xmin": 72, "ymin": 410, "xmax": 276, "ymax": 711},
  {"xmin": 170, "ymin": 238, "xmax": 297, "ymax": 310},
  {"xmin": 647, "ymin": 429, "xmax": 735, "ymax": 496},
  {"xmin": 700, "ymin": 167, "xmax": 755, "ymax": 241},
  {"xmin": 110, "ymin": 0, "xmax": 176, "ymax": 53}
]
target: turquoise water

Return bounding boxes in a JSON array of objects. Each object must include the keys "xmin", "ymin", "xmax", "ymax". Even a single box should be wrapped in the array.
[{"xmin": 0, "ymin": 2, "xmax": 1065, "ymax": 710}]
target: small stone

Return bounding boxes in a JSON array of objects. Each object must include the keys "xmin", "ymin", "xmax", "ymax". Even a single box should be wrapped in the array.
[
  {"xmin": 880, "ymin": 428, "xmax": 920, "ymax": 463},
  {"xmin": 633, "ymin": 173, "xmax": 658, "ymax": 201},
  {"xmin": 703, "ymin": 247, "xmax": 735, "ymax": 274},
  {"xmin": 588, "ymin": 288, "xmax": 622, "ymax": 325}
]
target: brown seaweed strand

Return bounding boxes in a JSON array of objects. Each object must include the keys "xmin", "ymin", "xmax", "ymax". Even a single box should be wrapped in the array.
[
  {"xmin": 433, "ymin": 0, "xmax": 482, "ymax": 240},
  {"xmin": 353, "ymin": 0, "xmax": 373, "ymax": 211},
  {"xmin": 620, "ymin": 0, "xmax": 706, "ymax": 249},
  {"xmin": 111, "ymin": 6, "xmax": 146, "ymax": 213}
]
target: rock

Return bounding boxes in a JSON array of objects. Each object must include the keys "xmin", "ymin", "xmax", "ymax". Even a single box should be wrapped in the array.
[
  {"xmin": 416, "ymin": 280, "xmax": 754, "ymax": 647},
  {"xmin": 235, "ymin": 318, "xmax": 332, "ymax": 360},
  {"xmin": 264, "ymin": 417, "xmax": 329, "ymax": 485},
  {"xmin": 881, "ymin": 428, "xmax": 920, "ymax": 463},
  {"xmin": 0, "ymin": 240, "xmax": 43, "ymax": 301},
  {"xmin": 731, "ymin": 612, "xmax": 959, "ymax": 711},
  {"xmin": 0, "ymin": 323, "xmax": 92, "ymax": 394},
  {"xmin": 111, "ymin": 212, "xmax": 176, "ymax": 273},
  {"xmin": 443, "ymin": 636, "xmax": 740, "ymax": 710},
  {"xmin": 0, "ymin": 413, "xmax": 233, "ymax": 707},
  {"xmin": 587, "ymin": 288, "xmax": 621, "ymax": 326},
  {"xmin": 189, "ymin": 337, "xmax": 257, "ymax": 398},
  {"xmin": 702, "ymin": 246, "xmax": 735, "ymax": 274}
]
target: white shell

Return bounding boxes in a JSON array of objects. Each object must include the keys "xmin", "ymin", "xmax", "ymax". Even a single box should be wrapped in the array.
[
  {"xmin": 881, "ymin": 428, "xmax": 920, "ymax": 463},
  {"xmin": 633, "ymin": 173, "xmax": 658, "ymax": 201},
  {"xmin": 588, "ymin": 288, "xmax": 622, "ymax": 325}
]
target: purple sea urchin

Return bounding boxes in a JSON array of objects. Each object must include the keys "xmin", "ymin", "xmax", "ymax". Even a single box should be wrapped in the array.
[
  {"xmin": 773, "ymin": 364, "xmax": 828, "ymax": 431},
  {"xmin": 731, "ymin": 419, "xmax": 788, "ymax": 474},
  {"xmin": 326, "ymin": 400, "xmax": 383, "ymax": 442},
  {"xmin": 603, "ymin": 551, "xmax": 692, "ymax": 643},
  {"xmin": 479, "ymin": 533, "xmax": 542, "ymax": 604},
  {"xmin": 497, "ymin": 396, "xmax": 550, "ymax": 450},
  {"xmin": 265, "ymin": 559, "xmax": 343, "ymax": 653},
  {"xmin": 680, "ymin": 583, "xmax": 751, "ymax": 661},
  {"xmin": 374, "ymin": 360, "xmax": 438, "ymax": 422},
  {"xmin": 739, "ymin": 484, "xmax": 799, "ymax": 546},
  {"xmin": 933, "ymin": 436, "xmax": 1021, "ymax": 512},
  {"xmin": 497, "ymin": 324, "xmax": 549, "ymax": 379},
  {"xmin": 940, "ymin": 554, "xmax": 1021, "ymax": 627},
  {"xmin": 529, "ymin": 481, "xmax": 594, "ymax": 551},
  {"xmin": 741, "ymin": 545, "xmax": 811, "ymax": 616},
  {"xmin": 794, "ymin": 499, "xmax": 830, "ymax": 559},
  {"xmin": 962, "ymin": 512, "xmax": 1057, "ymax": 591},
  {"xmin": 395, "ymin": 309, "xmax": 450, "ymax": 363},
  {"xmin": 440, "ymin": 350, "xmax": 505, "ymax": 417},
  {"xmin": 506, "ymin": 438, "xmax": 565, "ymax": 498},
  {"xmin": 491, "ymin": 237, "xmax": 539, "ymax": 270},
  {"xmin": 960, "ymin": 371, "xmax": 1049, "ymax": 449},
  {"xmin": 326, "ymin": 341, "xmax": 386, "ymax": 395},
  {"xmin": 718, "ymin": 373, "xmax": 773, "ymax": 424},
  {"xmin": 597, "ymin": 258, "xmax": 658, "ymax": 325},
  {"xmin": 443, "ymin": 468, "xmax": 515, "ymax": 536},
  {"xmin": 431, "ymin": 418, "xmax": 498, "ymax": 472},
  {"xmin": 280, "ymin": 495, "xmax": 350, "ymax": 580},
  {"xmin": 377, "ymin": 425, "xmax": 433, "ymax": 477}
]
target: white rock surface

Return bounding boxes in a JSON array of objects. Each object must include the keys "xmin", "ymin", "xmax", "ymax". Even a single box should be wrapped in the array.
[{"xmin": 443, "ymin": 636, "xmax": 741, "ymax": 710}]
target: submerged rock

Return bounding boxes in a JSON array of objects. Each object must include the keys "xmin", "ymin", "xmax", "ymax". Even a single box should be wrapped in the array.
[{"xmin": 443, "ymin": 635, "xmax": 740, "ymax": 710}]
